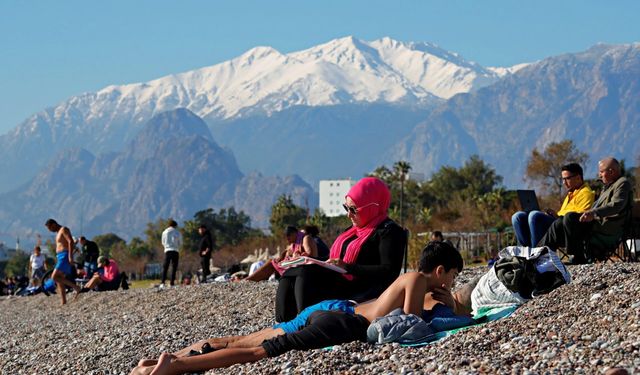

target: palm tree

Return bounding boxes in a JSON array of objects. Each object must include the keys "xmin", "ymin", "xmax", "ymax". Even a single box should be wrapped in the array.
[{"xmin": 393, "ymin": 161, "xmax": 412, "ymax": 227}]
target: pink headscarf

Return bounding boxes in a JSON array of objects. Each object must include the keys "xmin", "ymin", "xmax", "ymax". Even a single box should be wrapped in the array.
[{"xmin": 329, "ymin": 177, "xmax": 391, "ymax": 265}]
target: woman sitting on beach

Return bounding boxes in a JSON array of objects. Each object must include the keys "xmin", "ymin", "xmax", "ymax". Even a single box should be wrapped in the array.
[
  {"xmin": 275, "ymin": 177, "xmax": 406, "ymax": 322},
  {"xmin": 245, "ymin": 225, "xmax": 318, "ymax": 282}
]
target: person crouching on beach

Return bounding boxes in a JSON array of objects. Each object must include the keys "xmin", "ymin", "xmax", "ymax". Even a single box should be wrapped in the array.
[{"xmin": 129, "ymin": 241, "xmax": 462, "ymax": 375}]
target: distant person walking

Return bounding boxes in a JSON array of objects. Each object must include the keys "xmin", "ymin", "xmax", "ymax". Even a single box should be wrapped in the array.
[
  {"xmin": 198, "ymin": 225, "xmax": 215, "ymax": 282},
  {"xmin": 79, "ymin": 236, "xmax": 100, "ymax": 277},
  {"xmin": 161, "ymin": 220, "xmax": 182, "ymax": 287},
  {"xmin": 44, "ymin": 218, "xmax": 81, "ymax": 305},
  {"xmin": 29, "ymin": 246, "xmax": 47, "ymax": 287}
]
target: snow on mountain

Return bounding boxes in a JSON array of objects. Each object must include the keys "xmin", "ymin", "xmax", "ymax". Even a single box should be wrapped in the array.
[
  {"xmin": 487, "ymin": 63, "xmax": 531, "ymax": 77},
  {"xmin": 369, "ymin": 37, "xmax": 503, "ymax": 98},
  {"xmin": 0, "ymin": 36, "xmax": 518, "ymax": 193},
  {"xmin": 46, "ymin": 36, "xmax": 511, "ymax": 124}
]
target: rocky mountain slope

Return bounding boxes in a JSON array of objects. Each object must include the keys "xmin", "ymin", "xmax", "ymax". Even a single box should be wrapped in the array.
[
  {"xmin": 391, "ymin": 43, "xmax": 640, "ymax": 186},
  {"xmin": 0, "ymin": 36, "xmax": 511, "ymax": 193},
  {"xmin": 0, "ymin": 109, "xmax": 315, "ymax": 239}
]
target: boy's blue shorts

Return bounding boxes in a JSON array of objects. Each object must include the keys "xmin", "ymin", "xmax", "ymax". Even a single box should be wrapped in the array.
[{"xmin": 273, "ymin": 299, "xmax": 356, "ymax": 334}]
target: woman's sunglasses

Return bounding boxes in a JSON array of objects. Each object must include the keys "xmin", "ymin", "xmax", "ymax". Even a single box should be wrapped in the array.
[{"xmin": 342, "ymin": 202, "xmax": 379, "ymax": 215}]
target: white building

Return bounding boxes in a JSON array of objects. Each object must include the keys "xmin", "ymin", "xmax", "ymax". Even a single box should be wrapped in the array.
[{"xmin": 319, "ymin": 179, "xmax": 356, "ymax": 217}]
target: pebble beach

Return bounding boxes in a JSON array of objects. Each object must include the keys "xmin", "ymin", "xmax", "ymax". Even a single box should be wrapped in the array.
[{"xmin": 1, "ymin": 263, "xmax": 639, "ymax": 374}]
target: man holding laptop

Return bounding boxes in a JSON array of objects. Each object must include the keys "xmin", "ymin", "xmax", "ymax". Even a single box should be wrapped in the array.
[{"xmin": 512, "ymin": 163, "xmax": 595, "ymax": 247}]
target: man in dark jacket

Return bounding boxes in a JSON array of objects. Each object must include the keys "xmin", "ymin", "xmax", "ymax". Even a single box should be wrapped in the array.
[
  {"xmin": 79, "ymin": 236, "xmax": 100, "ymax": 278},
  {"xmin": 198, "ymin": 225, "xmax": 215, "ymax": 282}
]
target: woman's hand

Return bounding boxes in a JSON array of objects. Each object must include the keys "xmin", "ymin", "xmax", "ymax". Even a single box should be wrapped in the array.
[{"xmin": 326, "ymin": 258, "xmax": 346, "ymax": 269}]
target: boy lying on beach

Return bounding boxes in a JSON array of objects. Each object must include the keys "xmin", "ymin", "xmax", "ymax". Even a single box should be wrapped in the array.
[{"xmin": 130, "ymin": 241, "xmax": 463, "ymax": 375}]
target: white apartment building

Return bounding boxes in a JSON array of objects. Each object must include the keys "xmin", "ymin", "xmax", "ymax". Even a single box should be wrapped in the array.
[{"xmin": 319, "ymin": 179, "xmax": 356, "ymax": 217}]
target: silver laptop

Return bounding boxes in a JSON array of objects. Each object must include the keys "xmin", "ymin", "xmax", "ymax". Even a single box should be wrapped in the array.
[{"xmin": 516, "ymin": 190, "xmax": 540, "ymax": 212}]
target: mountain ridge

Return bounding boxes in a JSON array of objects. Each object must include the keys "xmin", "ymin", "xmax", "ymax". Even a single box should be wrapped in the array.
[
  {"xmin": 0, "ymin": 36, "xmax": 512, "ymax": 192},
  {"xmin": 0, "ymin": 109, "xmax": 315, "ymax": 239}
]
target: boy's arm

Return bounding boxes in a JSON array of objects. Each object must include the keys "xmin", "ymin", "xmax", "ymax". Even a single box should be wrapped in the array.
[{"xmin": 402, "ymin": 273, "xmax": 429, "ymax": 316}]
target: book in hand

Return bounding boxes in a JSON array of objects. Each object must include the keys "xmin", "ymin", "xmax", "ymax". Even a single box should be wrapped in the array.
[{"xmin": 279, "ymin": 256, "xmax": 347, "ymax": 274}]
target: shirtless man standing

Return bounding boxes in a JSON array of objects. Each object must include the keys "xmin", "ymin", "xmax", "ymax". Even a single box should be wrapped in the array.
[{"xmin": 45, "ymin": 218, "xmax": 81, "ymax": 305}]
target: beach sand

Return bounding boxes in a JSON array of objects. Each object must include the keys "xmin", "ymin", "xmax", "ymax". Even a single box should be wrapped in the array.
[{"xmin": 1, "ymin": 263, "xmax": 638, "ymax": 374}]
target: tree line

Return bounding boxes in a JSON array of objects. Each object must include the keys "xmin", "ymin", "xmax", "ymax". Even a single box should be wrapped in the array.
[{"xmin": 1, "ymin": 139, "xmax": 637, "ymax": 278}]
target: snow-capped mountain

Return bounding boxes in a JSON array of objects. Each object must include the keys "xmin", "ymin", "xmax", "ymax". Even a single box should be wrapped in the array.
[
  {"xmin": 0, "ymin": 36, "xmax": 515, "ymax": 193},
  {"xmin": 89, "ymin": 35, "xmax": 505, "ymax": 121}
]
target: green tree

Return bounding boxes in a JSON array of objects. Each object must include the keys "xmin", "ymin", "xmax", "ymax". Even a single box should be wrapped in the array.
[
  {"xmin": 369, "ymin": 165, "xmax": 393, "ymax": 183},
  {"xmin": 459, "ymin": 155, "xmax": 503, "ymax": 198},
  {"xmin": 425, "ymin": 155, "xmax": 502, "ymax": 206},
  {"xmin": 269, "ymin": 195, "xmax": 308, "ymax": 236},
  {"xmin": 393, "ymin": 161, "xmax": 412, "ymax": 227},
  {"xmin": 182, "ymin": 207, "xmax": 257, "ymax": 252},
  {"xmin": 526, "ymin": 140, "xmax": 589, "ymax": 197},
  {"xmin": 4, "ymin": 252, "xmax": 29, "ymax": 277},
  {"xmin": 92, "ymin": 233, "xmax": 126, "ymax": 258},
  {"xmin": 127, "ymin": 236, "xmax": 153, "ymax": 258}
]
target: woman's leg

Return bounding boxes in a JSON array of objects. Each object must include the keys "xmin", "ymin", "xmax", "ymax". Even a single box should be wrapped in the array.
[
  {"xmin": 245, "ymin": 260, "xmax": 275, "ymax": 282},
  {"xmin": 275, "ymin": 271, "xmax": 297, "ymax": 322},
  {"xmin": 293, "ymin": 266, "xmax": 346, "ymax": 312}
]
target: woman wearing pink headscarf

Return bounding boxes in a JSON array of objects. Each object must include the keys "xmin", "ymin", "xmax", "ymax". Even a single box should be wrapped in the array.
[{"xmin": 275, "ymin": 177, "xmax": 407, "ymax": 322}]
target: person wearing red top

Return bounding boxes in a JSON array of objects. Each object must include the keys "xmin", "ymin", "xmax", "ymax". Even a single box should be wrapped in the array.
[{"xmin": 81, "ymin": 256, "xmax": 122, "ymax": 292}]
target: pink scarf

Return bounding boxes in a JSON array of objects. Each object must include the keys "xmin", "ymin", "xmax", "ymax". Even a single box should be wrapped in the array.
[{"xmin": 329, "ymin": 177, "xmax": 391, "ymax": 265}]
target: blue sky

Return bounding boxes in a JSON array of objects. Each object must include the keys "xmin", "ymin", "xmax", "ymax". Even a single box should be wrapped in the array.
[{"xmin": 1, "ymin": 0, "xmax": 638, "ymax": 134}]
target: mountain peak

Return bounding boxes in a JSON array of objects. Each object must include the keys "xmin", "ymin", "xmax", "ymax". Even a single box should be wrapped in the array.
[{"xmin": 236, "ymin": 45, "xmax": 285, "ymax": 64}]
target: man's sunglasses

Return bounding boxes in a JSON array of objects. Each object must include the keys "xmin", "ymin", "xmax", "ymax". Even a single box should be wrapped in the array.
[{"xmin": 342, "ymin": 202, "xmax": 380, "ymax": 215}]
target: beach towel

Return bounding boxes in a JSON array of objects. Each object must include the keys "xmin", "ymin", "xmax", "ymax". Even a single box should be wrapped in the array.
[{"xmin": 400, "ymin": 304, "xmax": 519, "ymax": 347}]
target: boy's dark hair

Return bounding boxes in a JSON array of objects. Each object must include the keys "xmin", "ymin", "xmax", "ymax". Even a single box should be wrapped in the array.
[
  {"xmin": 168, "ymin": 219, "xmax": 178, "ymax": 227},
  {"xmin": 561, "ymin": 163, "xmax": 584, "ymax": 179},
  {"xmin": 285, "ymin": 226, "xmax": 298, "ymax": 236},
  {"xmin": 198, "ymin": 224, "xmax": 208, "ymax": 230},
  {"xmin": 418, "ymin": 241, "xmax": 463, "ymax": 273},
  {"xmin": 45, "ymin": 218, "xmax": 58, "ymax": 227}
]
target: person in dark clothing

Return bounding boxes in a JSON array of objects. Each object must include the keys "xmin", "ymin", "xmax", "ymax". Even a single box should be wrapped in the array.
[
  {"xmin": 275, "ymin": 177, "xmax": 407, "ymax": 322},
  {"xmin": 79, "ymin": 236, "xmax": 100, "ymax": 277},
  {"xmin": 303, "ymin": 225, "xmax": 330, "ymax": 260},
  {"xmin": 198, "ymin": 225, "xmax": 214, "ymax": 282}
]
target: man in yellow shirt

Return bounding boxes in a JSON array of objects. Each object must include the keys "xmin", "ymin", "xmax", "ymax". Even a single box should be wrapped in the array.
[{"xmin": 512, "ymin": 163, "xmax": 594, "ymax": 247}]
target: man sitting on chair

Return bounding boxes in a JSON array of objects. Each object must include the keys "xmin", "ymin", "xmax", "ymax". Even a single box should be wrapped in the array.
[
  {"xmin": 512, "ymin": 163, "xmax": 594, "ymax": 248},
  {"xmin": 538, "ymin": 157, "xmax": 632, "ymax": 264}
]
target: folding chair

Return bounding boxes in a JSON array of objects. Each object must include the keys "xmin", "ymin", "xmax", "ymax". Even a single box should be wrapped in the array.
[{"xmin": 585, "ymin": 199, "xmax": 636, "ymax": 263}]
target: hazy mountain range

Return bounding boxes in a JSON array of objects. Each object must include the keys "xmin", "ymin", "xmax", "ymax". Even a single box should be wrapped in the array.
[
  {"xmin": 0, "ymin": 109, "xmax": 315, "ymax": 239},
  {"xmin": 0, "ymin": 36, "xmax": 517, "ymax": 193},
  {"xmin": 0, "ymin": 36, "xmax": 638, "ymax": 242}
]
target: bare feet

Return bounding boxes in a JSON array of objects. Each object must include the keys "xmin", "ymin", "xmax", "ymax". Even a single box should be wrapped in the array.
[
  {"xmin": 149, "ymin": 353, "xmax": 177, "ymax": 375},
  {"xmin": 138, "ymin": 358, "xmax": 158, "ymax": 367},
  {"xmin": 129, "ymin": 364, "xmax": 155, "ymax": 375}
]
